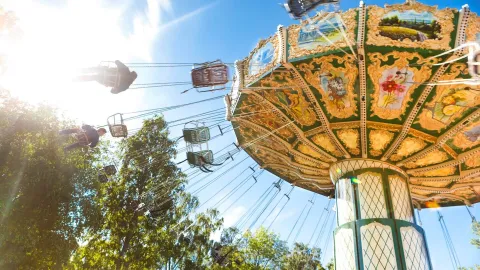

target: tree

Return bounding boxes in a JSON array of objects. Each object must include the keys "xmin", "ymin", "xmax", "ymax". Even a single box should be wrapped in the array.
[
  {"xmin": 212, "ymin": 227, "xmax": 288, "ymax": 269},
  {"xmin": 0, "ymin": 90, "xmax": 103, "ymax": 268},
  {"xmin": 282, "ymin": 243, "xmax": 324, "ymax": 270},
  {"xmin": 471, "ymin": 221, "xmax": 480, "ymax": 249},
  {"xmin": 458, "ymin": 266, "xmax": 480, "ymax": 270},
  {"xmin": 325, "ymin": 258, "xmax": 335, "ymax": 270},
  {"xmin": 69, "ymin": 116, "xmax": 223, "ymax": 269}
]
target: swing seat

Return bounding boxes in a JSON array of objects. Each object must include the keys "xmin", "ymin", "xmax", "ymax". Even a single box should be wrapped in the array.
[
  {"xmin": 187, "ymin": 150, "xmax": 214, "ymax": 167},
  {"xmin": 107, "ymin": 113, "xmax": 128, "ymax": 138},
  {"xmin": 109, "ymin": 124, "xmax": 128, "ymax": 138},
  {"xmin": 183, "ymin": 127, "xmax": 211, "ymax": 144},
  {"xmin": 284, "ymin": 0, "xmax": 339, "ymax": 19},
  {"xmin": 191, "ymin": 61, "xmax": 229, "ymax": 88},
  {"xmin": 469, "ymin": 51, "xmax": 480, "ymax": 78},
  {"xmin": 103, "ymin": 165, "xmax": 117, "ymax": 176}
]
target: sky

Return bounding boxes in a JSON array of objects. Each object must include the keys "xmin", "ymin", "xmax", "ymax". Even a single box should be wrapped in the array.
[{"xmin": 1, "ymin": 0, "xmax": 479, "ymax": 268}]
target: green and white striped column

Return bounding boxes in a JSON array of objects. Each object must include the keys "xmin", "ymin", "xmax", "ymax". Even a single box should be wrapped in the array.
[{"xmin": 330, "ymin": 159, "xmax": 432, "ymax": 270}]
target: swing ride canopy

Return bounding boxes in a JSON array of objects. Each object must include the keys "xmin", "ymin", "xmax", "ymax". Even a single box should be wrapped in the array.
[{"xmin": 228, "ymin": 1, "xmax": 480, "ymax": 209}]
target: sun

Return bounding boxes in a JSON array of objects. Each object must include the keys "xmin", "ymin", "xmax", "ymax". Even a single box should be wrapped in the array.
[{"xmin": 0, "ymin": 0, "xmax": 149, "ymax": 124}]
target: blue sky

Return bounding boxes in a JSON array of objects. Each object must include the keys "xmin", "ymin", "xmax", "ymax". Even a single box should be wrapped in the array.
[{"xmin": 2, "ymin": 0, "xmax": 479, "ymax": 268}]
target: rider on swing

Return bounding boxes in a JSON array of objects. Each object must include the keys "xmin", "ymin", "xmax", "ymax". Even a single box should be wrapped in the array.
[
  {"xmin": 75, "ymin": 60, "xmax": 138, "ymax": 94},
  {"xmin": 59, "ymin": 125, "xmax": 106, "ymax": 152}
]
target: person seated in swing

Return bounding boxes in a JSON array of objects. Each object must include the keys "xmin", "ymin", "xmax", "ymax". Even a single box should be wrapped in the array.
[
  {"xmin": 59, "ymin": 125, "xmax": 106, "ymax": 152},
  {"xmin": 74, "ymin": 60, "xmax": 138, "ymax": 94}
]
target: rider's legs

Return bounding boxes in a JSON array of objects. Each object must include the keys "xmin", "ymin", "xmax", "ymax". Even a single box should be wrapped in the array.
[
  {"xmin": 59, "ymin": 128, "xmax": 81, "ymax": 135},
  {"xmin": 64, "ymin": 142, "xmax": 82, "ymax": 152}
]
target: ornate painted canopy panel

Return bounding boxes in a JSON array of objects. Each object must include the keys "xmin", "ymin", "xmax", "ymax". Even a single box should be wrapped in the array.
[{"xmin": 230, "ymin": 1, "xmax": 480, "ymax": 208}]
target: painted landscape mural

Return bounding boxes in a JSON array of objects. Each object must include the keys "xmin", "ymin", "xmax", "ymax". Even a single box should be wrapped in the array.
[
  {"xmin": 249, "ymin": 42, "xmax": 274, "ymax": 76},
  {"xmin": 379, "ymin": 10, "xmax": 441, "ymax": 41},
  {"xmin": 298, "ymin": 16, "xmax": 345, "ymax": 49}
]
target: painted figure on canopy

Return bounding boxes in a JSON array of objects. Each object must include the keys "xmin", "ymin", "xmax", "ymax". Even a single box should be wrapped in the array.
[{"xmin": 320, "ymin": 71, "xmax": 349, "ymax": 110}]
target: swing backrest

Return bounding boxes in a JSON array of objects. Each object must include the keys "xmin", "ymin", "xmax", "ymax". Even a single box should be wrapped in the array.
[
  {"xmin": 183, "ymin": 127, "xmax": 211, "ymax": 144},
  {"xmin": 284, "ymin": 0, "xmax": 339, "ymax": 19},
  {"xmin": 187, "ymin": 150, "xmax": 214, "ymax": 166},
  {"xmin": 191, "ymin": 64, "xmax": 229, "ymax": 88},
  {"xmin": 109, "ymin": 124, "xmax": 128, "ymax": 138},
  {"xmin": 470, "ymin": 50, "xmax": 480, "ymax": 78}
]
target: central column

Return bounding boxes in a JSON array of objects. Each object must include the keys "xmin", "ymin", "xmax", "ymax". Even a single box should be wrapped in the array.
[{"xmin": 329, "ymin": 159, "xmax": 432, "ymax": 270}]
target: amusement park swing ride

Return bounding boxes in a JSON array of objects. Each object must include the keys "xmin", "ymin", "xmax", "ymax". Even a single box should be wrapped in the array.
[{"xmin": 66, "ymin": 0, "xmax": 480, "ymax": 268}]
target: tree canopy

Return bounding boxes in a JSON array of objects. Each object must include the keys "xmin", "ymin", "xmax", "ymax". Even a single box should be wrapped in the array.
[
  {"xmin": 0, "ymin": 89, "xmax": 103, "ymax": 268},
  {"xmin": 0, "ymin": 88, "xmax": 336, "ymax": 269}
]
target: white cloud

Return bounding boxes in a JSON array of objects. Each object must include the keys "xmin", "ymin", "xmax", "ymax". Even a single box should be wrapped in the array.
[
  {"xmin": 0, "ymin": 0, "xmax": 172, "ymax": 122},
  {"xmin": 0, "ymin": 0, "xmax": 219, "ymax": 124},
  {"xmin": 276, "ymin": 209, "xmax": 297, "ymax": 223}
]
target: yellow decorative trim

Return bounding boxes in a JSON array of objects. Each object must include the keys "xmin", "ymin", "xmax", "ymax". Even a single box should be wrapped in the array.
[
  {"xmin": 304, "ymin": 126, "xmax": 325, "ymax": 137},
  {"xmin": 297, "ymin": 54, "xmax": 358, "ymax": 119},
  {"xmin": 298, "ymin": 143, "xmax": 331, "ymax": 162},
  {"xmin": 294, "ymin": 155, "xmax": 324, "ymax": 169},
  {"xmin": 311, "ymin": 133, "xmax": 343, "ymax": 157},
  {"xmin": 404, "ymin": 149, "xmax": 449, "ymax": 169},
  {"xmin": 407, "ymin": 129, "xmax": 437, "ymax": 144},
  {"xmin": 253, "ymin": 146, "xmax": 329, "ymax": 175},
  {"xmin": 466, "ymin": 13, "xmax": 480, "ymax": 43},
  {"xmin": 369, "ymin": 129, "xmax": 395, "ymax": 157},
  {"xmin": 337, "ymin": 129, "xmax": 361, "ymax": 156},
  {"xmin": 331, "ymin": 121, "xmax": 360, "ymax": 130},
  {"xmin": 287, "ymin": 9, "xmax": 357, "ymax": 60},
  {"xmin": 410, "ymin": 166, "xmax": 457, "ymax": 177},
  {"xmin": 366, "ymin": 4, "xmax": 455, "ymax": 50},
  {"xmin": 465, "ymin": 155, "xmax": 480, "ymax": 169},
  {"xmin": 367, "ymin": 122, "xmax": 402, "ymax": 132},
  {"xmin": 264, "ymin": 163, "xmax": 330, "ymax": 177},
  {"xmin": 233, "ymin": 117, "xmax": 330, "ymax": 168},
  {"xmin": 368, "ymin": 51, "xmax": 435, "ymax": 120},
  {"xmin": 243, "ymin": 90, "xmax": 337, "ymax": 161},
  {"xmin": 442, "ymin": 145, "xmax": 458, "ymax": 159},
  {"xmin": 390, "ymin": 137, "xmax": 427, "ymax": 162}
]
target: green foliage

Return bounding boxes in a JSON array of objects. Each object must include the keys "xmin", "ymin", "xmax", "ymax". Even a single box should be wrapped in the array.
[
  {"xmin": 458, "ymin": 266, "xmax": 480, "ymax": 270},
  {"xmin": 211, "ymin": 227, "xmax": 288, "ymax": 269},
  {"xmin": 472, "ymin": 221, "xmax": 480, "ymax": 249},
  {"xmin": 0, "ymin": 89, "xmax": 335, "ymax": 269},
  {"xmin": 68, "ymin": 116, "xmax": 223, "ymax": 269},
  {"xmin": 282, "ymin": 243, "xmax": 323, "ymax": 270},
  {"xmin": 0, "ymin": 90, "xmax": 103, "ymax": 269},
  {"xmin": 211, "ymin": 227, "xmax": 332, "ymax": 270}
]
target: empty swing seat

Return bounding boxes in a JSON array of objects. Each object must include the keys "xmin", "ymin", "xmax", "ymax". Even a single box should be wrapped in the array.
[
  {"xmin": 470, "ymin": 51, "xmax": 480, "ymax": 78},
  {"xmin": 109, "ymin": 124, "xmax": 128, "ymax": 138},
  {"xmin": 284, "ymin": 0, "xmax": 339, "ymax": 19},
  {"xmin": 183, "ymin": 127, "xmax": 211, "ymax": 144},
  {"xmin": 191, "ymin": 63, "xmax": 229, "ymax": 88},
  {"xmin": 187, "ymin": 150, "xmax": 214, "ymax": 167},
  {"xmin": 107, "ymin": 113, "xmax": 128, "ymax": 138}
]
